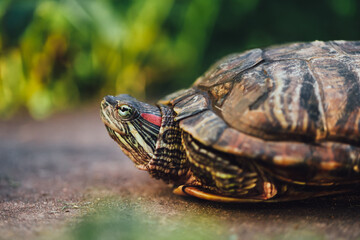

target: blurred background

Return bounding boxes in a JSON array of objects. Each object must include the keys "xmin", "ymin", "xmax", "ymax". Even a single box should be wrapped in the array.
[
  {"xmin": 2, "ymin": 2, "xmax": 360, "ymax": 239},
  {"xmin": 1, "ymin": 0, "xmax": 360, "ymax": 119}
]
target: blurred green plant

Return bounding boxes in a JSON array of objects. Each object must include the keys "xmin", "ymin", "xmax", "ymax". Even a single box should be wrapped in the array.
[
  {"xmin": 61, "ymin": 199, "xmax": 227, "ymax": 240},
  {"xmin": 0, "ymin": 0, "xmax": 359, "ymax": 119},
  {"xmin": 0, "ymin": 0, "xmax": 220, "ymax": 118}
]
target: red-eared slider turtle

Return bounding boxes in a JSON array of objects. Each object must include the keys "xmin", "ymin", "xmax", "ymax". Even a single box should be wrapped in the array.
[{"xmin": 100, "ymin": 40, "xmax": 360, "ymax": 202}]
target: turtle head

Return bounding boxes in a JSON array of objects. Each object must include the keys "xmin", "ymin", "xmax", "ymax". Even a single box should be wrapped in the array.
[{"xmin": 100, "ymin": 94, "xmax": 162, "ymax": 170}]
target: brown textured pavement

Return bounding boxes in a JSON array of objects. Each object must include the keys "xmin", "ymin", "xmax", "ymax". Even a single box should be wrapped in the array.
[{"xmin": 0, "ymin": 104, "xmax": 360, "ymax": 240}]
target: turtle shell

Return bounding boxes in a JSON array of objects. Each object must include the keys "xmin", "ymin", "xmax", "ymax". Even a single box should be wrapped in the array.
[{"xmin": 159, "ymin": 40, "xmax": 360, "ymax": 185}]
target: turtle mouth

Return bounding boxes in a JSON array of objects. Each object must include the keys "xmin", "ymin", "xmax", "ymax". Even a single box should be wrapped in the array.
[{"xmin": 100, "ymin": 100, "xmax": 113, "ymax": 127}]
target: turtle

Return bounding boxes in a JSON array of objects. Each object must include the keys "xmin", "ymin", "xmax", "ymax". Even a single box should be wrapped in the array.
[{"xmin": 100, "ymin": 40, "xmax": 360, "ymax": 202}]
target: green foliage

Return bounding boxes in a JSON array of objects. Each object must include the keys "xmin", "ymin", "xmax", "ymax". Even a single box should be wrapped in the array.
[
  {"xmin": 64, "ymin": 199, "xmax": 227, "ymax": 240},
  {"xmin": 1, "ymin": 0, "xmax": 360, "ymax": 118}
]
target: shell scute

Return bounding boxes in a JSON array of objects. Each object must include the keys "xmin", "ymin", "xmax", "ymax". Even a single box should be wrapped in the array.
[
  {"xmin": 179, "ymin": 109, "xmax": 227, "ymax": 146},
  {"xmin": 219, "ymin": 59, "xmax": 327, "ymax": 141},
  {"xmin": 194, "ymin": 49, "xmax": 263, "ymax": 88},
  {"xmin": 173, "ymin": 92, "xmax": 210, "ymax": 121},
  {"xmin": 309, "ymin": 57, "xmax": 360, "ymax": 144}
]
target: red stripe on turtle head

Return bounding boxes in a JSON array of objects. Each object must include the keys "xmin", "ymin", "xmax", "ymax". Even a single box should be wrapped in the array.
[{"xmin": 141, "ymin": 113, "xmax": 162, "ymax": 127}]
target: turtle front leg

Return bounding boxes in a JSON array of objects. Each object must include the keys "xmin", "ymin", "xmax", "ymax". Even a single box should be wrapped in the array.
[{"xmin": 179, "ymin": 132, "xmax": 278, "ymax": 202}]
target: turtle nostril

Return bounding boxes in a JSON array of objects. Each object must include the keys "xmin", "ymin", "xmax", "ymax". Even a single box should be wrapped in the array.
[{"xmin": 104, "ymin": 95, "xmax": 117, "ymax": 106}]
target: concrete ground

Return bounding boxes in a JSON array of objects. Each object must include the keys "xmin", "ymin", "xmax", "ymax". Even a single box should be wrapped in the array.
[{"xmin": 1, "ymin": 104, "xmax": 360, "ymax": 240}]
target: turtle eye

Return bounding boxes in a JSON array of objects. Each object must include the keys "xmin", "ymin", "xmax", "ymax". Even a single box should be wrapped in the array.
[{"xmin": 117, "ymin": 104, "xmax": 133, "ymax": 118}]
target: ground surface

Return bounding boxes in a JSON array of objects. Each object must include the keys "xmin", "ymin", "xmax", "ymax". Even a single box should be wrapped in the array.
[{"xmin": 1, "ymin": 104, "xmax": 360, "ymax": 240}]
